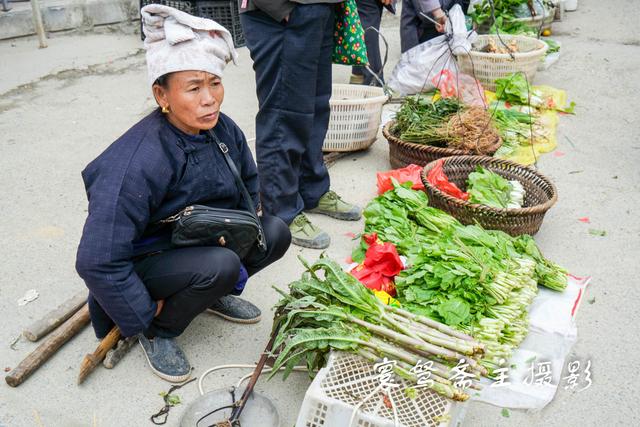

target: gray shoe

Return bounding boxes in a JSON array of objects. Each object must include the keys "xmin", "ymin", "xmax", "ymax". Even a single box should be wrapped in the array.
[
  {"xmin": 207, "ymin": 295, "xmax": 262, "ymax": 324},
  {"xmin": 138, "ymin": 335, "xmax": 191, "ymax": 383}
]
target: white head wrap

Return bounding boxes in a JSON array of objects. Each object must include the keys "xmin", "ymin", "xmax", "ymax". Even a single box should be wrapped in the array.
[{"xmin": 141, "ymin": 4, "xmax": 238, "ymax": 86}]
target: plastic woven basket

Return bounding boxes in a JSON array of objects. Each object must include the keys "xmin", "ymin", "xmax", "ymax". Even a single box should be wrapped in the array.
[
  {"xmin": 139, "ymin": 0, "xmax": 195, "ymax": 40},
  {"xmin": 383, "ymin": 121, "xmax": 500, "ymax": 169},
  {"xmin": 323, "ymin": 84, "xmax": 389, "ymax": 152},
  {"xmin": 456, "ymin": 34, "xmax": 547, "ymax": 91},
  {"xmin": 195, "ymin": 1, "xmax": 245, "ymax": 48},
  {"xmin": 420, "ymin": 155, "xmax": 557, "ymax": 236},
  {"xmin": 295, "ymin": 352, "xmax": 466, "ymax": 427},
  {"xmin": 139, "ymin": 0, "xmax": 245, "ymax": 48}
]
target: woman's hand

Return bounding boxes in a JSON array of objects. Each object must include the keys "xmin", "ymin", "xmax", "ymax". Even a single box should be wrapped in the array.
[
  {"xmin": 432, "ymin": 8, "xmax": 446, "ymax": 33},
  {"xmin": 155, "ymin": 299, "xmax": 165, "ymax": 317}
]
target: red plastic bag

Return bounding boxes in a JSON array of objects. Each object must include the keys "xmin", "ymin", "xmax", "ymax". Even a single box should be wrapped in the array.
[
  {"xmin": 426, "ymin": 159, "xmax": 469, "ymax": 200},
  {"xmin": 376, "ymin": 164, "xmax": 425, "ymax": 195},
  {"xmin": 351, "ymin": 233, "xmax": 403, "ymax": 297},
  {"xmin": 432, "ymin": 70, "xmax": 487, "ymax": 107}
]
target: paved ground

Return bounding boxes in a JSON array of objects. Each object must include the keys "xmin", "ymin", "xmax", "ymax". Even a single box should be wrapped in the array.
[{"xmin": 1, "ymin": 1, "xmax": 639, "ymax": 426}]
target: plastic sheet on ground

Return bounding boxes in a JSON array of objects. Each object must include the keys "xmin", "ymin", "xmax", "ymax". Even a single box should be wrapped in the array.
[
  {"xmin": 473, "ymin": 274, "xmax": 591, "ymax": 409},
  {"xmin": 487, "ymin": 86, "xmax": 567, "ymax": 165}
]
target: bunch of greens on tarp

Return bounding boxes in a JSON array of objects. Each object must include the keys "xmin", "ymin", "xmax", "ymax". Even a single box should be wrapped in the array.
[
  {"xmin": 358, "ymin": 182, "xmax": 567, "ymax": 372},
  {"xmin": 270, "ymin": 256, "xmax": 486, "ymax": 401},
  {"xmin": 495, "ymin": 73, "xmax": 576, "ymax": 113}
]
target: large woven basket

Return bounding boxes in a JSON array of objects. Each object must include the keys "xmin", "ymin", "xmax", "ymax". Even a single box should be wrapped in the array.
[
  {"xmin": 513, "ymin": 6, "xmax": 556, "ymax": 33},
  {"xmin": 456, "ymin": 34, "xmax": 547, "ymax": 91},
  {"xmin": 323, "ymin": 84, "xmax": 389, "ymax": 152},
  {"xmin": 383, "ymin": 121, "xmax": 500, "ymax": 168},
  {"xmin": 421, "ymin": 156, "xmax": 557, "ymax": 236}
]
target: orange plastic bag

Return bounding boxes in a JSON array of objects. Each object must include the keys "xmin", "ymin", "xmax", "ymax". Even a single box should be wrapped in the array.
[
  {"xmin": 426, "ymin": 159, "xmax": 469, "ymax": 200},
  {"xmin": 376, "ymin": 164, "xmax": 425, "ymax": 195}
]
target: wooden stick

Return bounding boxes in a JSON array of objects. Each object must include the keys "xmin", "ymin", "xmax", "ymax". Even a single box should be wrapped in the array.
[
  {"xmin": 103, "ymin": 336, "xmax": 137, "ymax": 369},
  {"xmin": 5, "ymin": 304, "xmax": 90, "ymax": 387},
  {"xmin": 29, "ymin": 0, "xmax": 48, "ymax": 49},
  {"xmin": 23, "ymin": 292, "xmax": 87, "ymax": 342},
  {"xmin": 77, "ymin": 326, "xmax": 121, "ymax": 384}
]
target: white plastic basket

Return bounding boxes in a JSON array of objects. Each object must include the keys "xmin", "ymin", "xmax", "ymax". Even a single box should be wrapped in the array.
[
  {"xmin": 323, "ymin": 84, "xmax": 389, "ymax": 152},
  {"xmin": 456, "ymin": 34, "xmax": 547, "ymax": 91},
  {"xmin": 295, "ymin": 352, "xmax": 467, "ymax": 427}
]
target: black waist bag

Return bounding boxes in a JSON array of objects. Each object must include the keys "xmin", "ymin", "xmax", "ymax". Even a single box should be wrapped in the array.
[{"xmin": 161, "ymin": 130, "xmax": 266, "ymax": 259}]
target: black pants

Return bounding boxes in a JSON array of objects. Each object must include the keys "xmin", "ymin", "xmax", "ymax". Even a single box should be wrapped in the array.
[
  {"xmin": 352, "ymin": 0, "xmax": 384, "ymax": 86},
  {"xmin": 240, "ymin": 4, "xmax": 333, "ymax": 224},
  {"xmin": 129, "ymin": 216, "xmax": 290, "ymax": 338},
  {"xmin": 400, "ymin": 0, "xmax": 470, "ymax": 53}
]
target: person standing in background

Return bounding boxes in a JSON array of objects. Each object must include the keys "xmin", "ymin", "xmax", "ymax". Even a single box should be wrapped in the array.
[
  {"xmin": 350, "ymin": 0, "xmax": 396, "ymax": 86},
  {"xmin": 400, "ymin": 0, "xmax": 470, "ymax": 53},
  {"xmin": 239, "ymin": 0, "xmax": 362, "ymax": 249}
]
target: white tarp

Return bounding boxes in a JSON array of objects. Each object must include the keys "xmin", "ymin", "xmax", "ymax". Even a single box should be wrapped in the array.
[{"xmin": 474, "ymin": 274, "xmax": 591, "ymax": 409}]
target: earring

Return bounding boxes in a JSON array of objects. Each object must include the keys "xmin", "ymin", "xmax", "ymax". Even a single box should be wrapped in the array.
[{"xmin": 161, "ymin": 105, "xmax": 170, "ymax": 114}]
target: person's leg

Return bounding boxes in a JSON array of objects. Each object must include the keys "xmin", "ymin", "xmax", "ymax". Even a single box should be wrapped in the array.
[
  {"xmin": 400, "ymin": 0, "xmax": 421, "ymax": 53},
  {"xmin": 134, "ymin": 247, "xmax": 241, "ymax": 338},
  {"xmin": 133, "ymin": 247, "xmax": 240, "ymax": 382},
  {"xmin": 243, "ymin": 215, "xmax": 292, "ymax": 277},
  {"xmin": 355, "ymin": 0, "xmax": 384, "ymax": 86},
  {"xmin": 296, "ymin": 4, "xmax": 335, "ymax": 209},
  {"xmin": 241, "ymin": 8, "xmax": 321, "ymax": 225}
]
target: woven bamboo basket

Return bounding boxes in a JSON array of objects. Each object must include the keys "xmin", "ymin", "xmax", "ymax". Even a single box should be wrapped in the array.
[
  {"xmin": 421, "ymin": 156, "xmax": 557, "ymax": 236},
  {"xmin": 513, "ymin": 6, "xmax": 556, "ymax": 33},
  {"xmin": 323, "ymin": 84, "xmax": 389, "ymax": 152},
  {"xmin": 456, "ymin": 34, "xmax": 547, "ymax": 91},
  {"xmin": 383, "ymin": 121, "xmax": 501, "ymax": 169}
]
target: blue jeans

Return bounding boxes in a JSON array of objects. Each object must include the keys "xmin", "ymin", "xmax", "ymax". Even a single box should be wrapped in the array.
[{"xmin": 240, "ymin": 4, "xmax": 333, "ymax": 224}]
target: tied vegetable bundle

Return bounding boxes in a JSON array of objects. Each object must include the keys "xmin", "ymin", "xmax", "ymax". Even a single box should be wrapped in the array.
[
  {"xmin": 467, "ymin": 166, "xmax": 525, "ymax": 209},
  {"xmin": 270, "ymin": 256, "xmax": 486, "ymax": 401},
  {"xmin": 393, "ymin": 96, "xmax": 501, "ymax": 155},
  {"xmin": 359, "ymin": 182, "xmax": 567, "ymax": 373}
]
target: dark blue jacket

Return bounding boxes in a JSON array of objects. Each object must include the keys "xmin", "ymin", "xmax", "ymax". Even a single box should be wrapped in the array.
[{"xmin": 75, "ymin": 109, "xmax": 259, "ymax": 337}]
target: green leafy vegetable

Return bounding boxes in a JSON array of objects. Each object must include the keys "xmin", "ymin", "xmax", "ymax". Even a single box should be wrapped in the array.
[
  {"xmin": 360, "ymin": 182, "xmax": 567, "ymax": 373},
  {"xmin": 467, "ymin": 166, "xmax": 516, "ymax": 209}
]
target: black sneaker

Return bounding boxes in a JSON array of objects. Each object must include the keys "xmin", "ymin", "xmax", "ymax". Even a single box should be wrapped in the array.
[
  {"xmin": 138, "ymin": 335, "xmax": 191, "ymax": 383},
  {"xmin": 207, "ymin": 295, "xmax": 262, "ymax": 324}
]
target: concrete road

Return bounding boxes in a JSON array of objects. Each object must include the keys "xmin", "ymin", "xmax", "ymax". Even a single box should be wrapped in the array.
[{"xmin": 0, "ymin": 1, "xmax": 639, "ymax": 426}]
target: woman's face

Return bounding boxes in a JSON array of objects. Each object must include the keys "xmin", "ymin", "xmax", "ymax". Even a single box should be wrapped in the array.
[{"xmin": 153, "ymin": 70, "xmax": 224, "ymax": 135}]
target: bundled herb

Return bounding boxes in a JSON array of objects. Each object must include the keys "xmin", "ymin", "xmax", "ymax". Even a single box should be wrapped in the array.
[
  {"xmin": 270, "ymin": 256, "xmax": 486, "ymax": 401},
  {"xmin": 394, "ymin": 96, "xmax": 462, "ymax": 145},
  {"xmin": 394, "ymin": 96, "xmax": 501, "ymax": 154},
  {"xmin": 467, "ymin": 166, "xmax": 525, "ymax": 209}
]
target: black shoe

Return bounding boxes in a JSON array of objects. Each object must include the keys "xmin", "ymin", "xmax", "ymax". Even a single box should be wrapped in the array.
[
  {"xmin": 138, "ymin": 335, "xmax": 191, "ymax": 383},
  {"xmin": 207, "ymin": 295, "xmax": 262, "ymax": 324}
]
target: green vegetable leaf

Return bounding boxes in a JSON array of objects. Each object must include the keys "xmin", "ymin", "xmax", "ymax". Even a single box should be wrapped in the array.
[
  {"xmin": 436, "ymin": 298, "xmax": 471, "ymax": 326},
  {"xmin": 501, "ymin": 408, "xmax": 511, "ymax": 418},
  {"xmin": 495, "ymin": 73, "xmax": 531, "ymax": 105},
  {"xmin": 467, "ymin": 166, "xmax": 514, "ymax": 209},
  {"xmin": 588, "ymin": 228, "xmax": 606, "ymax": 237}
]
